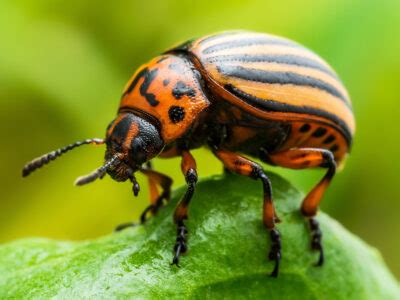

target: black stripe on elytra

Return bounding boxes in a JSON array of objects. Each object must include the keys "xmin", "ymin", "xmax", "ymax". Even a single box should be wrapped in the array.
[
  {"xmin": 224, "ymin": 84, "xmax": 352, "ymax": 145},
  {"xmin": 217, "ymin": 65, "xmax": 348, "ymax": 104},
  {"xmin": 140, "ymin": 68, "xmax": 160, "ymax": 107},
  {"xmin": 207, "ymin": 54, "xmax": 339, "ymax": 79},
  {"xmin": 123, "ymin": 67, "xmax": 148, "ymax": 96},
  {"xmin": 203, "ymin": 37, "xmax": 302, "ymax": 54}
]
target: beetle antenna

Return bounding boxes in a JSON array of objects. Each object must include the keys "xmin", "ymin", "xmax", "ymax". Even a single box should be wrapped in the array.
[
  {"xmin": 22, "ymin": 138, "xmax": 105, "ymax": 177},
  {"xmin": 74, "ymin": 154, "xmax": 121, "ymax": 186}
]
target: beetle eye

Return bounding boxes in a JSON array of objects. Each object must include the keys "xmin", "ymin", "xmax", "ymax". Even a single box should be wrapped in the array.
[{"xmin": 130, "ymin": 138, "xmax": 147, "ymax": 165}]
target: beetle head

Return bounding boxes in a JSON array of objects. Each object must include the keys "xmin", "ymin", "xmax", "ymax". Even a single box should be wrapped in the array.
[
  {"xmin": 22, "ymin": 112, "xmax": 164, "ymax": 194},
  {"xmin": 104, "ymin": 113, "xmax": 164, "ymax": 182}
]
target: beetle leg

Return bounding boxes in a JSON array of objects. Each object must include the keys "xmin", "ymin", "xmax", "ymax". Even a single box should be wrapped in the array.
[
  {"xmin": 213, "ymin": 149, "xmax": 281, "ymax": 277},
  {"xmin": 171, "ymin": 150, "xmax": 197, "ymax": 267},
  {"xmin": 159, "ymin": 144, "xmax": 181, "ymax": 158},
  {"xmin": 266, "ymin": 148, "xmax": 336, "ymax": 266},
  {"xmin": 140, "ymin": 168, "xmax": 173, "ymax": 223},
  {"xmin": 114, "ymin": 167, "xmax": 172, "ymax": 232}
]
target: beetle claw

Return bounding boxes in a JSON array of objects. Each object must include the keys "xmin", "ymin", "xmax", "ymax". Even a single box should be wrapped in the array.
[
  {"xmin": 114, "ymin": 222, "xmax": 137, "ymax": 232},
  {"xmin": 268, "ymin": 228, "xmax": 281, "ymax": 278},
  {"xmin": 128, "ymin": 172, "xmax": 140, "ymax": 197},
  {"xmin": 170, "ymin": 258, "xmax": 180, "ymax": 268},
  {"xmin": 140, "ymin": 205, "xmax": 156, "ymax": 224},
  {"xmin": 132, "ymin": 181, "xmax": 140, "ymax": 197},
  {"xmin": 171, "ymin": 221, "xmax": 188, "ymax": 268},
  {"xmin": 314, "ymin": 246, "xmax": 324, "ymax": 267},
  {"xmin": 309, "ymin": 218, "xmax": 324, "ymax": 267}
]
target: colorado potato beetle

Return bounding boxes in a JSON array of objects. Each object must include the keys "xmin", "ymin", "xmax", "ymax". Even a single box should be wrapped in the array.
[{"xmin": 23, "ymin": 31, "xmax": 354, "ymax": 277}]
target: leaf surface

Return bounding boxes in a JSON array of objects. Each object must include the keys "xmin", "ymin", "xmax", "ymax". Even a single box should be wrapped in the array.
[{"xmin": 0, "ymin": 172, "xmax": 398, "ymax": 299}]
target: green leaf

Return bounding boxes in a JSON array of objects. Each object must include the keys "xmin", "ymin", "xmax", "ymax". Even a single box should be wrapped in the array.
[{"xmin": 0, "ymin": 172, "xmax": 398, "ymax": 299}]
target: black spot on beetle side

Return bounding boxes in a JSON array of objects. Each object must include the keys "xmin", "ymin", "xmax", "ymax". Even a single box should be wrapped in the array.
[
  {"xmin": 299, "ymin": 124, "xmax": 311, "ymax": 133},
  {"xmin": 168, "ymin": 106, "xmax": 185, "ymax": 123},
  {"xmin": 323, "ymin": 135, "xmax": 335, "ymax": 144},
  {"xmin": 172, "ymin": 81, "xmax": 196, "ymax": 99},
  {"xmin": 312, "ymin": 127, "xmax": 327, "ymax": 137},
  {"xmin": 330, "ymin": 144, "xmax": 339, "ymax": 152},
  {"xmin": 163, "ymin": 79, "xmax": 170, "ymax": 86}
]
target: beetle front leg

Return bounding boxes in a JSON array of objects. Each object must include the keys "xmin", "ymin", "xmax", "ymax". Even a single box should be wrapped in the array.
[
  {"xmin": 139, "ymin": 167, "xmax": 173, "ymax": 223},
  {"xmin": 171, "ymin": 150, "xmax": 198, "ymax": 266},
  {"xmin": 266, "ymin": 148, "xmax": 336, "ymax": 266},
  {"xmin": 213, "ymin": 149, "xmax": 281, "ymax": 277},
  {"xmin": 114, "ymin": 167, "xmax": 172, "ymax": 232}
]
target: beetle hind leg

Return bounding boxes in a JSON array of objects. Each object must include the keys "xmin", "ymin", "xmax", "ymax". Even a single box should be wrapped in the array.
[
  {"xmin": 266, "ymin": 148, "xmax": 336, "ymax": 266},
  {"xmin": 214, "ymin": 149, "xmax": 281, "ymax": 277}
]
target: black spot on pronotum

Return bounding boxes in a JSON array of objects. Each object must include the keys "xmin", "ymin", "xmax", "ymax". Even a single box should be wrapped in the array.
[
  {"xmin": 323, "ymin": 135, "xmax": 335, "ymax": 144},
  {"xmin": 312, "ymin": 127, "xmax": 327, "ymax": 138},
  {"xmin": 330, "ymin": 144, "xmax": 339, "ymax": 152},
  {"xmin": 168, "ymin": 106, "xmax": 185, "ymax": 123},
  {"xmin": 163, "ymin": 79, "xmax": 170, "ymax": 86},
  {"xmin": 172, "ymin": 81, "xmax": 196, "ymax": 99},
  {"xmin": 123, "ymin": 67, "xmax": 148, "ymax": 96},
  {"xmin": 140, "ymin": 68, "xmax": 160, "ymax": 106},
  {"xmin": 299, "ymin": 124, "xmax": 311, "ymax": 133}
]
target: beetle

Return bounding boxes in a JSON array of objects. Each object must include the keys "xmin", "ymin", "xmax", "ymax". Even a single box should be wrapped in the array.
[{"xmin": 22, "ymin": 31, "xmax": 354, "ymax": 277}]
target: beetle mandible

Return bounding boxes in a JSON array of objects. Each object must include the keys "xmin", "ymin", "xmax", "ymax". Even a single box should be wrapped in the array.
[{"xmin": 22, "ymin": 31, "xmax": 355, "ymax": 277}]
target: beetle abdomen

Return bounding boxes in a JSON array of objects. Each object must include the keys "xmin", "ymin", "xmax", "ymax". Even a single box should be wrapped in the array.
[{"xmin": 177, "ymin": 31, "xmax": 355, "ymax": 147}]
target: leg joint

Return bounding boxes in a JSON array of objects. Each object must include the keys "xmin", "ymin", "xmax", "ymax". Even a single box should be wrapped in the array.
[
  {"xmin": 185, "ymin": 168, "xmax": 198, "ymax": 184},
  {"xmin": 321, "ymin": 151, "xmax": 336, "ymax": 168},
  {"xmin": 252, "ymin": 167, "xmax": 272, "ymax": 189},
  {"xmin": 250, "ymin": 164, "xmax": 264, "ymax": 180}
]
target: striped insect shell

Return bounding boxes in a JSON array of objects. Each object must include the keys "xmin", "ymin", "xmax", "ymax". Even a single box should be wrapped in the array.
[{"xmin": 171, "ymin": 31, "xmax": 355, "ymax": 162}]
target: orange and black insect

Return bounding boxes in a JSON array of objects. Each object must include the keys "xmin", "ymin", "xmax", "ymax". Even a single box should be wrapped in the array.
[{"xmin": 22, "ymin": 31, "xmax": 355, "ymax": 277}]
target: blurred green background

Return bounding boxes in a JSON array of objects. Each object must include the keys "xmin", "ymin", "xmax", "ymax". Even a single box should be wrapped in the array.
[{"xmin": 0, "ymin": 0, "xmax": 399, "ymax": 278}]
